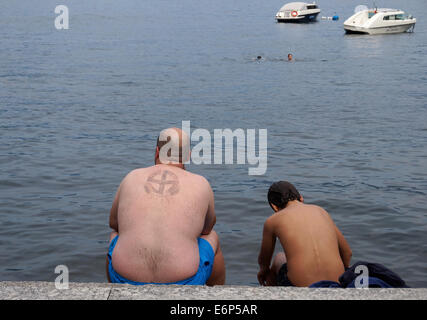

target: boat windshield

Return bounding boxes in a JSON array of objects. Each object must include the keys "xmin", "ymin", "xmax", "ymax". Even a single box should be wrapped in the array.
[
  {"xmin": 306, "ymin": 5, "xmax": 317, "ymax": 9},
  {"xmin": 368, "ymin": 11, "xmax": 377, "ymax": 19},
  {"xmin": 383, "ymin": 14, "xmax": 408, "ymax": 20}
]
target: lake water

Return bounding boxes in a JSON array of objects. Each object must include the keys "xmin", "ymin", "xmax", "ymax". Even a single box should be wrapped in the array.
[{"xmin": 1, "ymin": 0, "xmax": 426, "ymax": 287}]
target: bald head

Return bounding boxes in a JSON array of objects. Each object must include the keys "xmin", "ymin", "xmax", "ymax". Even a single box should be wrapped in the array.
[{"xmin": 156, "ymin": 127, "xmax": 190, "ymax": 165}]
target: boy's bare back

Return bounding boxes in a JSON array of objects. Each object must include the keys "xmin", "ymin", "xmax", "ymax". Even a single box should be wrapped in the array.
[{"xmin": 267, "ymin": 202, "xmax": 345, "ymax": 286}]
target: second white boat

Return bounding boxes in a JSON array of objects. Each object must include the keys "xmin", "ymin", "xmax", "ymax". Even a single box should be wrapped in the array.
[{"xmin": 343, "ymin": 8, "xmax": 416, "ymax": 35}]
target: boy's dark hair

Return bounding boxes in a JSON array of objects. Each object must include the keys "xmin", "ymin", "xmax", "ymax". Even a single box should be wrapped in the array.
[{"xmin": 267, "ymin": 181, "xmax": 301, "ymax": 210}]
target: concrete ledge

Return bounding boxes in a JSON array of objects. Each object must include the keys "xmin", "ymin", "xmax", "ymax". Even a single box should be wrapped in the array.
[{"xmin": 0, "ymin": 282, "xmax": 426, "ymax": 300}]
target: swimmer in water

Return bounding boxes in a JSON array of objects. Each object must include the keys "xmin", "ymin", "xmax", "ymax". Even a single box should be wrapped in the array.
[
  {"xmin": 257, "ymin": 56, "xmax": 262, "ymax": 60},
  {"xmin": 287, "ymin": 53, "xmax": 293, "ymax": 61}
]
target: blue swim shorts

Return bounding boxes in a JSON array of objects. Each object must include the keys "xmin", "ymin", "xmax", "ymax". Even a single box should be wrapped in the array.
[{"xmin": 107, "ymin": 235, "xmax": 214, "ymax": 285}]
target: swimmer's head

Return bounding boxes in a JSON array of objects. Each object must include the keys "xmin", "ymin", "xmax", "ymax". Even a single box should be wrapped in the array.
[
  {"xmin": 257, "ymin": 56, "xmax": 262, "ymax": 60},
  {"xmin": 267, "ymin": 181, "xmax": 303, "ymax": 212},
  {"xmin": 155, "ymin": 127, "xmax": 190, "ymax": 167},
  {"xmin": 287, "ymin": 53, "xmax": 293, "ymax": 61}
]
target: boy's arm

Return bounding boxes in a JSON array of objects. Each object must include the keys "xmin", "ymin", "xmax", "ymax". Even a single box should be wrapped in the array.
[
  {"xmin": 258, "ymin": 218, "xmax": 276, "ymax": 282},
  {"xmin": 322, "ymin": 208, "xmax": 352, "ymax": 268},
  {"xmin": 334, "ymin": 225, "xmax": 352, "ymax": 268}
]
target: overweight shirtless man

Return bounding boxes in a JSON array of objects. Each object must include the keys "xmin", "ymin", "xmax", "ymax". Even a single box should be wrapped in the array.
[
  {"xmin": 257, "ymin": 181, "xmax": 352, "ymax": 287},
  {"xmin": 106, "ymin": 128, "xmax": 225, "ymax": 285}
]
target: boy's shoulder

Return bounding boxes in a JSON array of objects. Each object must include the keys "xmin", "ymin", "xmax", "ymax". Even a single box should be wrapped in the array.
[
  {"xmin": 266, "ymin": 208, "xmax": 289, "ymax": 225},
  {"xmin": 273, "ymin": 203, "xmax": 327, "ymax": 219}
]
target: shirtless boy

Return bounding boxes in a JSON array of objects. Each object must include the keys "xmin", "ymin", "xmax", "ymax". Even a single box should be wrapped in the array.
[
  {"xmin": 257, "ymin": 181, "xmax": 352, "ymax": 287},
  {"xmin": 107, "ymin": 128, "xmax": 225, "ymax": 285}
]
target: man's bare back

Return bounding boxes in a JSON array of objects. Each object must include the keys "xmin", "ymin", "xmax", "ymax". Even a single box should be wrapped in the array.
[
  {"xmin": 258, "ymin": 181, "xmax": 352, "ymax": 287},
  {"xmin": 111, "ymin": 165, "xmax": 214, "ymax": 282},
  {"xmin": 107, "ymin": 128, "xmax": 225, "ymax": 285}
]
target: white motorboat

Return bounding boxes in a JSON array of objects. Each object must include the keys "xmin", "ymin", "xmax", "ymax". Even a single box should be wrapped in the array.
[
  {"xmin": 343, "ymin": 7, "xmax": 416, "ymax": 34},
  {"xmin": 275, "ymin": 2, "xmax": 321, "ymax": 23}
]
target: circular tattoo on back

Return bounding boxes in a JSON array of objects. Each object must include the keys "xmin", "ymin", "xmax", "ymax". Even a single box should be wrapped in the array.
[{"xmin": 144, "ymin": 170, "xmax": 180, "ymax": 196}]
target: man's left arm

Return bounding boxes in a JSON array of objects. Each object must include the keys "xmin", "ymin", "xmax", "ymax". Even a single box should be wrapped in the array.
[{"xmin": 201, "ymin": 180, "xmax": 216, "ymax": 235}]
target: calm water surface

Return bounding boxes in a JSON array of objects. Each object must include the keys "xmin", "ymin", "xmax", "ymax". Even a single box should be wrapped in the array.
[{"xmin": 1, "ymin": 0, "xmax": 426, "ymax": 286}]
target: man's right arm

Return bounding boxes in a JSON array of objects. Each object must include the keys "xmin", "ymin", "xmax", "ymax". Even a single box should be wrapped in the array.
[{"xmin": 109, "ymin": 184, "xmax": 121, "ymax": 232}]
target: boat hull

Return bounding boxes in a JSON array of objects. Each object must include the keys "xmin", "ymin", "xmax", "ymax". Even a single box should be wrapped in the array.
[
  {"xmin": 344, "ymin": 22, "xmax": 415, "ymax": 34},
  {"xmin": 277, "ymin": 12, "xmax": 320, "ymax": 23}
]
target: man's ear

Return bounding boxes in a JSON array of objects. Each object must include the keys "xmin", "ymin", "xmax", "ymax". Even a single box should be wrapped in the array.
[
  {"xmin": 185, "ymin": 150, "xmax": 191, "ymax": 164},
  {"xmin": 155, "ymin": 146, "xmax": 160, "ymax": 164},
  {"xmin": 271, "ymin": 203, "xmax": 280, "ymax": 212},
  {"xmin": 300, "ymin": 195, "xmax": 304, "ymax": 203}
]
